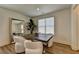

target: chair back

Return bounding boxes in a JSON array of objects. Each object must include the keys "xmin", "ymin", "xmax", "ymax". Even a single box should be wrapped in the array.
[
  {"xmin": 13, "ymin": 36, "xmax": 26, "ymax": 43},
  {"xmin": 24, "ymin": 41, "xmax": 43, "ymax": 49}
]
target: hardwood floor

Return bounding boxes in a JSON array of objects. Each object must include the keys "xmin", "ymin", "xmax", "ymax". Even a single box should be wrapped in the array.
[
  {"xmin": 45, "ymin": 42, "xmax": 79, "ymax": 54},
  {"xmin": 0, "ymin": 44, "xmax": 15, "ymax": 54},
  {"xmin": 0, "ymin": 42, "xmax": 79, "ymax": 54}
]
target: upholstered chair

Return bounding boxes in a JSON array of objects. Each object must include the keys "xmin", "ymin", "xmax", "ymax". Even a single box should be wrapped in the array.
[
  {"xmin": 13, "ymin": 36, "xmax": 31, "ymax": 53},
  {"xmin": 48, "ymin": 37, "xmax": 55, "ymax": 47},
  {"xmin": 24, "ymin": 41, "xmax": 43, "ymax": 54}
]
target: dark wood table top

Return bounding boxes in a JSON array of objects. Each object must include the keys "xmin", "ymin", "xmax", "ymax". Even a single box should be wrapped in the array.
[
  {"xmin": 34, "ymin": 34, "xmax": 53, "ymax": 42},
  {"xmin": 24, "ymin": 33, "xmax": 53, "ymax": 42}
]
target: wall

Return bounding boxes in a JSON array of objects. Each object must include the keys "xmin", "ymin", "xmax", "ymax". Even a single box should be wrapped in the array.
[
  {"xmin": 71, "ymin": 5, "xmax": 79, "ymax": 50},
  {"xmin": 0, "ymin": 7, "xmax": 29, "ymax": 47},
  {"xmin": 32, "ymin": 8, "xmax": 71, "ymax": 45}
]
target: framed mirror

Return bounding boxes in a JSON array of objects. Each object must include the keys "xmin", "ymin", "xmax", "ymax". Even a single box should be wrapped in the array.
[
  {"xmin": 11, "ymin": 18, "xmax": 24, "ymax": 36},
  {"xmin": 9, "ymin": 18, "xmax": 25, "ymax": 43}
]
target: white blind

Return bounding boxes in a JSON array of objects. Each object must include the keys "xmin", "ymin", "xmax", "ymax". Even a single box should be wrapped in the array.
[{"xmin": 38, "ymin": 17, "xmax": 54, "ymax": 35}]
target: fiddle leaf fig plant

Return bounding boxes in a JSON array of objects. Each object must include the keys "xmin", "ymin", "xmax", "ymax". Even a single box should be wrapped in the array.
[{"xmin": 27, "ymin": 19, "xmax": 36, "ymax": 34}]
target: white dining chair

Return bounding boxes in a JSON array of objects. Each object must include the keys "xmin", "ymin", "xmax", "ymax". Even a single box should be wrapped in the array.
[
  {"xmin": 13, "ymin": 36, "xmax": 31, "ymax": 53},
  {"xmin": 24, "ymin": 41, "xmax": 43, "ymax": 54},
  {"xmin": 48, "ymin": 36, "xmax": 55, "ymax": 47}
]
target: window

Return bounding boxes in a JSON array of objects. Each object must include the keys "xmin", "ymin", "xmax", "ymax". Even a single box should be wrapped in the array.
[
  {"xmin": 38, "ymin": 19, "xmax": 45, "ymax": 33},
  {"xmin": 38, "ymin": 17, "xmax": 54, "ymax": 35}
]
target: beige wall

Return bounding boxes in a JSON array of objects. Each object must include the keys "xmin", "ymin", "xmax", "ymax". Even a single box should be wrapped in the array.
[
  {"xmin": 32, "ymin": 8, "xmax": 71, "ymax": 45},
  {"xmin": 71, "ymin": 5, "xmax": 79, "ymax": 50},
  {"xmin": 0, "ymin": 7, "xmax": 29, "ymax": 47}
]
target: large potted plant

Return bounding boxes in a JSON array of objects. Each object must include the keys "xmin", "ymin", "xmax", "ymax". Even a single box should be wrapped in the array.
[{"xmin": 27, "ymin": 19, "xmax": 36, "ymax": 34}]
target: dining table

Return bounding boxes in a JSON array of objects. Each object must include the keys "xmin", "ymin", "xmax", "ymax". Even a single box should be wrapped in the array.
[{"xmin": 24, "ymin": 33, "xmax": 53, "ymax": 46}]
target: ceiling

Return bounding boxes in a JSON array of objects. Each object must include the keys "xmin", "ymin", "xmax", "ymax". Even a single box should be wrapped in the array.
[{"xmin": 0, "ymin": 4, "xmax": 71, "ymax": 17}]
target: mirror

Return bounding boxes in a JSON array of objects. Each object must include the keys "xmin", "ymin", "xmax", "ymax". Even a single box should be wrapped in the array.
[{"xmin": 11, "ymin": 18, "xmax": 24, "ymax": 36}]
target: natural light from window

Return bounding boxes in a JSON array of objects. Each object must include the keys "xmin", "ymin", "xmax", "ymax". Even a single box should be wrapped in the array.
[{"xmin": 38, "ymin": 17, "xmax": 54, "ymax": 35}]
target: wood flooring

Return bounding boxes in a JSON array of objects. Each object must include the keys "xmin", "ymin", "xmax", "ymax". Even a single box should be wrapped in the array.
[
  {"xmin": 0, "ymin": 42, "xmax": 79, "ymax": 54},
  {"xmin": 45, "ymin": 42, "xmax": 79, "ymax": 54},
  {"xmin": 0, "ymin": 44, "xmax": 15, "ymax": 54}
]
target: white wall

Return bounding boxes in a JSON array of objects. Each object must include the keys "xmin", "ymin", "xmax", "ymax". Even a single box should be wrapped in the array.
[
  {"xmin": 71, "ymin": 5, "xmax": 79, "ymax": 50},
  {"xmin": 32, "ymin": 8, "xmax": 71, "ymax": 45},
  {"xmin": 0, "ymin": 7, "xmax": 29, "ymax": 47}
]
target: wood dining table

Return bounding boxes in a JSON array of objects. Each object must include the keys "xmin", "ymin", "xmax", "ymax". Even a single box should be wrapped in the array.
[{"xmin": 24, "ymin": 33, "xmax": 53, "ymax": 46}]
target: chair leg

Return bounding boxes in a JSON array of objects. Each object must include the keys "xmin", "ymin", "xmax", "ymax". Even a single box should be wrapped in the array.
[{"xmin": 42, "ymin": 45, "xmax": 46, "ymax": 54}]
